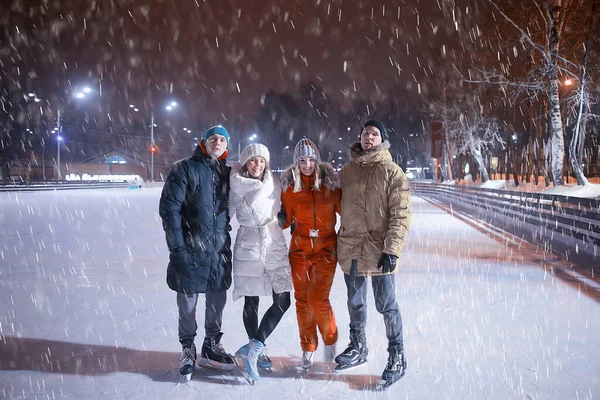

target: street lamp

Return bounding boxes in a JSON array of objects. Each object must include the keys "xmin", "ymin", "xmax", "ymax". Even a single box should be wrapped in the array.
[
  {"xmin": 56, "ymin": 88, "xmax": 95, "ymax": 180},
  {"xmin": 56, "ymin": 132, "xmax": 63, "ymax": 179},
  {"xmin": 130, "ymin": 101, "xmax": 178, "ymax": 181},
  {"xmin": 28, "ymin": 88, "xmax": 94, "ymax": 180},
  {"xmin": 50, "ymin": 117, "xmax": 65, "ymax": 180}
]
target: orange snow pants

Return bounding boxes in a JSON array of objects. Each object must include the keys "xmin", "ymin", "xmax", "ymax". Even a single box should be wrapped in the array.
[{"xmin": 290, "ymin": 244, "xmax": 338, "ymax": 352}]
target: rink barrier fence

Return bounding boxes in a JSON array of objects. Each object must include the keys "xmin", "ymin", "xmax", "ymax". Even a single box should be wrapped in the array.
[
  {"xmin": 0, "ymin": 182, "xmax": 130, "ymax": 192},
  {"xmin": 410, "ymin": 182, "xmax": 599, "ymax": 271}
]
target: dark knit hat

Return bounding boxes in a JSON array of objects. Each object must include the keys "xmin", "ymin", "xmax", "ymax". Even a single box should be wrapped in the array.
[
  {"xmin": 363, "ymin": 120, "xmax": 388, "ymax": 142},
  {"xmin": 293, "ymin": 137, "xmax": 321, "ymax": 164},
  {"xmin": 204, "ymin": 125, "xmax": 230, "ymax": 148}
]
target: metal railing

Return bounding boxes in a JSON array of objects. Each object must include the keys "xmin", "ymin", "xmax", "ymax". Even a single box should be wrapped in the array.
[
  {"xmin": 0, "ymin": 181, "xmax": 130, "ymax": 192},
  {"xmin": 410, "ymin": 182, "xmax": 600, "ymax": 269}
]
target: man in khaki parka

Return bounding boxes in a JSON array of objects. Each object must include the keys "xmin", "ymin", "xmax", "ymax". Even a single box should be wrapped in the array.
[{"xmin": 335, "ymin": 120, "xmax": 411, "ymax": 388}]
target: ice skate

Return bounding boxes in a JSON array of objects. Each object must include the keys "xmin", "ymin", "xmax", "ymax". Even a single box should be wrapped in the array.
[
  {"xmin": 179, "ymin": 342, "xmax": 196, "ymax": 382},
  {"xmin": 378, "ymin": 347, "xmax": 406, "ymax": 389},
  {"xmin": 300, "ymin": 351, "xmax": 314, "ymax": 370},
  {"xmin": 257, "ymin": 345, "xmax": 272, "ymax": 371},
  {"xmin": 198, "ymin": 333, "xmax": 235, "ymax": 371},
  {"xmin": 235, "ymin": 339, "xmax": 264, "ymax": 385},
  {"xmin": 334, "ymin": 335, "xmax": 368, "ymax": 371},
  {"xmin": 323, "ymin": 341, "xmax": 337, "ymax": 363}
]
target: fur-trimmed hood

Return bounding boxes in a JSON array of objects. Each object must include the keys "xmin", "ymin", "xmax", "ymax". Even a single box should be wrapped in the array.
[
  {"xmin": 280, "ymin": 162, "xmax": 339, "ymax": 192},
  {"xmin": 348, "ymin": 140, "xmax": 391, "ymax": 161}
]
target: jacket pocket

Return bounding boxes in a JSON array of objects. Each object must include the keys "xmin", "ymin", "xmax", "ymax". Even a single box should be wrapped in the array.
[
  {"xmin": 368, "ymin": 230, "xmax": 385, "ymax": 248},
  {"xmin": 180, "ymin": 263, "xmax": 210, "ymax": 281}
]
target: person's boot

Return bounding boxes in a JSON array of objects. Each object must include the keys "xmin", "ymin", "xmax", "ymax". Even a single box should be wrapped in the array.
[
  {"xmin": 300, "ymin": 351, "xmax": 314, "ymax": 369},
  {"xmin": 198, "ymin": 332, "xmax": 235, "ymax": 371},
  {"xmin": 324, "ymin": 341, "xmax": 337, "ymax": 363},
  {"xmin": 235, "ymin": 339, "xmax": 264, "ymax": 384},
  {"xmin": 257, "ymin": 344, "xmax": 272, "ymax": 371},
  {"xmin": 179, "ymin": 341, "xmax": 196, "ymax": 381},
  {"xmin": 334, "ymin": 333, "xmax": 368, "ymax": 371},
  {"xmin": 380, "ymin": 347, "xmax": 407, "ymax": 389}
]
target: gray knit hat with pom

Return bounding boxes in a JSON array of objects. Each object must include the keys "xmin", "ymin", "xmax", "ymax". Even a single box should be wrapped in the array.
[{"xmin": 293, "ymin": 137, "xmax": 321, "ymax": 164}]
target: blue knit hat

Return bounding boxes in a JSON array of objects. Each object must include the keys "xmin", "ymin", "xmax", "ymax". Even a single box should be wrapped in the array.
[
  {"xmin": 204, "ymin": 125, "xmax": 230, "ymax": 148},
  {"xmin": 363, "ymin": 120, "xmax": 388, "ymax": 142}
]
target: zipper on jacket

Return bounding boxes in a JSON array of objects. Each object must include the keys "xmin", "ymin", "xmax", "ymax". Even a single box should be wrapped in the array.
[
  {"xmin": 211, "ymin": 164, "xmax": 218, "ymax": 289},
  {"xmin": 311, "ymin": 190, "xmax": 317, "ymax": 251}
]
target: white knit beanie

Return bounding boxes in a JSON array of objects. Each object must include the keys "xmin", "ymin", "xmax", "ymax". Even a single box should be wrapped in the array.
[
  {"xmin": 293, "ymin": 137, "xmax": 321, "ymax": 164},
  {"xmin": 240, "ymin": 143, "xmax": 270, "ymax": 166}
]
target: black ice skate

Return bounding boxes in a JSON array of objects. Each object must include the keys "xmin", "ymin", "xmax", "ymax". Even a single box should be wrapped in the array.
[
  {"xmin": 378, "ymin": 347, "xmax": 406, "ymax": 389},
  {"xmin": 198, "ymin": 332, "xmax": 235, "ymax": 371},
  {"xmin": 334, "ymin": 334, "xmax": 368, "ymax": 371},
  {"xmin": 179, "ymin": 341, "xmax": 196, "ymax": 381}
]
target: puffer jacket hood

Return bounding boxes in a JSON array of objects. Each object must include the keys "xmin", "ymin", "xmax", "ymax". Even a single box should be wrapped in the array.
[{"xmin": 348, "ymin": 140, "xmax": 391, "ymax": 161}]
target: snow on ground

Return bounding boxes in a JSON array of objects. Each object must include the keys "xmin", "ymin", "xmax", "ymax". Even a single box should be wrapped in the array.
[
  {"xmin": 459, "ymin": 176, "xmax": 600, "ymax": 199},
  {"xmin": 0, "ymin": 187, "xmax": 599, "ymax": 399}
]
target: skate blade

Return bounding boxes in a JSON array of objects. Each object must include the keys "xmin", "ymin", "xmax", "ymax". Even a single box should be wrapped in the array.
[
  {"xmin": 198, "ymin": 357, "xmax": 235, "ymax": 371},
  {"xmin": 377, "ymin": 371, "xmax": 405, "ymax": 390},
  {"xmin": 234, "ymin": 353, "xmax": 257, "ymax": 385},
  {"xmin": 334, "ymin": 360, "xmax": 367, "ymax": 372},
  {"xmin": 375, "ymin": 379, "xmax": 395, "ymax": 391},
  {"xmin": 180, "ymin": 373, "xmax": 193, "ymax": 383},
  {"xmin": 258, "ymin": 366, "xmax": 272, "ymax": 372},
  {"xmin": 238, "ymin": 367, "xmax": 256, "ymax": 385}
]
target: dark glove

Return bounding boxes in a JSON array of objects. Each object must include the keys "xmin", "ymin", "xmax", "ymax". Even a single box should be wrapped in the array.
[
  {"xmin": 377, "ymin": 253, "xmax": 398, "ymax": 273},
  {"xmin": 277, "ymin": 210, "xmax": 287, "ymax": 228}
]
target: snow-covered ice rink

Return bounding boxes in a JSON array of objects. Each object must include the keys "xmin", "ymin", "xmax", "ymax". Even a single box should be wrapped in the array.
[{"xmin": 1, "ymin": 187, "xmax": 599, "ymax": 400}]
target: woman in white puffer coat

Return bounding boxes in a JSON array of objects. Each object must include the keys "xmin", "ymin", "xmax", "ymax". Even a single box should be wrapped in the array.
[{"xmin": 229, "ymin": 143, "xmax": 292, "ymax": 383}]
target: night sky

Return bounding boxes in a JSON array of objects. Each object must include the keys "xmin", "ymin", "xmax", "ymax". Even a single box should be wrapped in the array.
[{"xmin": 2, "ymin": 0, "xmax": 461, "ymax": 129}]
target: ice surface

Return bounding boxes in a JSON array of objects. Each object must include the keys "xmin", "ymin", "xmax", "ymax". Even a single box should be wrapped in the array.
[{"xmin": 0, "ymin": 188, "xmax": 598, "ymax": 399}]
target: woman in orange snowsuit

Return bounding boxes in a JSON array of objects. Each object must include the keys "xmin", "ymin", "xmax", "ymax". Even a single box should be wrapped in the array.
[{"xmin": 280, "ymin": 138, "xmax": 341, "ymax": 369}]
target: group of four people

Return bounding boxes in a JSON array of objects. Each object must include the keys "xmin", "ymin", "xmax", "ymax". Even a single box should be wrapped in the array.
[{"xmin": 158, "ymin": 120, "xmax": 412, "ymax": 387}]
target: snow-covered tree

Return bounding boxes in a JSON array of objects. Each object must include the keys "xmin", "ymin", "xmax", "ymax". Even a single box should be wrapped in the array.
[
  {"xmin": 467, "ymin": 0, "xmax": 600, "ymax": 186},
  {"xmin": 429, "ymin": 80, "xmax": 505, "ymax": 183},
  {"xmin": 565, "ymin": 0, "xmax": 600, "ymax": 185}
]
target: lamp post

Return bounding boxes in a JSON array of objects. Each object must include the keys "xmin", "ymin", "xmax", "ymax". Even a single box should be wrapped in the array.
[
  {"xmin": 150, "ymin": 111, "xmax": 155, "ymax": 181},
  {"xmin": 130, "ymin": 101, "xmax": 178, "ymax": 181},
  {"xmin": 41, "ymin": 140, "xmax": 46, "ymax": 181},
  {"xmin": 56, "ymin": 108, "xmax": 62, "ymax": 180},
  {"xmin": 29, "ymin": 86, "xmax": 93, "ymax": 181}
]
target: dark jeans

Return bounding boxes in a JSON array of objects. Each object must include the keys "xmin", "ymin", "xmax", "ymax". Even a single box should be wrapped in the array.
[
  {"xmin": 243, "ymin": 291, "xmax": 291, "ymax": 344},
  {"xmin": 343, "ymin": 260, "xmax": 404, "ymax": 350},
  {"xmin": 177, "ymin": 291, "xmax": 227, "ymax": 344}
]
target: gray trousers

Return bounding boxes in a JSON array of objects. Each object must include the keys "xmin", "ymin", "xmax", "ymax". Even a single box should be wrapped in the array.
[
  {"xmin": 343, "ymin": 260, "xmax": 404, "ymax": 350},
  {"xmin": 177, "ymin": 291, "xmax": 227, "ymax": 344}
]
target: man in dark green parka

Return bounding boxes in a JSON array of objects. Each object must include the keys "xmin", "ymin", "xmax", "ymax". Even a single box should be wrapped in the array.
[{"xmin": 159, "ymin": 125, "xmax": 235, "ymax": 380}]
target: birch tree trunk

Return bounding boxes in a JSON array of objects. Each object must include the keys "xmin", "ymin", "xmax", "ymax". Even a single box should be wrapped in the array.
[
  {"xmin": 471, "ymin": 145, "xmax": 489, "ymax": 182},
  {"xmin": 547, "ymin": 71, "xmax": 565, "ymax": 186},
  {"xmin": 547, "ymin": 1, "xmax": 566, "ymax": 186},
  {"xmin": 568, "ymin": 0, "xmax": 595, "ymax": 186},
  {"xmin": 568, "ymin": 75, "xmax": 589, "ymax": 185},
  {"xmin": 441, "ymin": 85, "xmax": 454, "ymax": 181}
]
